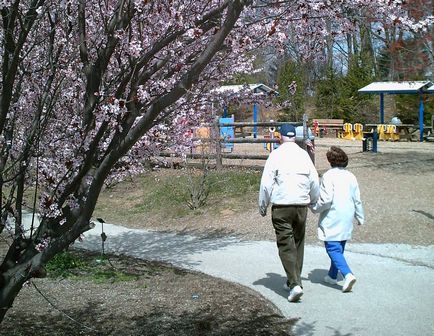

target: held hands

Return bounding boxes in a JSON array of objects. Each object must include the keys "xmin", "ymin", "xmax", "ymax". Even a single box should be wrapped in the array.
[{"xmin": 308, "ymin": 202, "xmax": 317, "ymax": 212}]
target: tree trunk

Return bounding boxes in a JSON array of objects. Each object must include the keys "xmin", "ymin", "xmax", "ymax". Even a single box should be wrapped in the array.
[
  {"xmin": 0, "ymin": 263, "xmax": 28, "ymax": 322},
  {"xmin": 326, "ymin": 19, "xmax": 334, "ymax": 71},
  {"xmin": 0, "ymin": 0, "xmax": 247, "ymax": 325}
]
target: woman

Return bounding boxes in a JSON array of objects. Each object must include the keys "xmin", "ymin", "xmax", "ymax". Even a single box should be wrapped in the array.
[{"xmin": 311, "ymin": 146, "xmax": 364, "ymax": 292}]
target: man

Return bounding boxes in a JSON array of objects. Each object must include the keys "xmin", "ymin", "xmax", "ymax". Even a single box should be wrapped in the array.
[{"xmin": 259, "ymin": 123, "xmax": 319, "ymax": 302}]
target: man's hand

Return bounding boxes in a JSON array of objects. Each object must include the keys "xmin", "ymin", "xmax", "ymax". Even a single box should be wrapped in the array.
[{"xmin": 259, "ymin": 207, "xmax": 267, "ymax": 217}]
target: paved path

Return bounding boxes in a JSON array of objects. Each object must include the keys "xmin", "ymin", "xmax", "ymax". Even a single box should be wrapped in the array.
[{"xmin": 74, "ymin": 222, "xmax": 434, "ymax": 336}]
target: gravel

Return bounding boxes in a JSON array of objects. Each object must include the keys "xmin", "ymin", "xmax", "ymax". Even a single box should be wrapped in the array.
[{"xmin": 123, "ymin": 137, "xmax": 434, "ymax": 246}]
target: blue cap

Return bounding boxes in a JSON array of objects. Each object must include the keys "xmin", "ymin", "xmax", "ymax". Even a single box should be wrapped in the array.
[{"xmin": 279, "ymin": 124, "xmax": 296, "ymax": 137}]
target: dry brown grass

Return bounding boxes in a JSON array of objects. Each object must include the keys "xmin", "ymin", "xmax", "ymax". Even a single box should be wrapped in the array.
[{"xmin": 95, "ymin": 138, "xmax": 434, "ymax": 246}]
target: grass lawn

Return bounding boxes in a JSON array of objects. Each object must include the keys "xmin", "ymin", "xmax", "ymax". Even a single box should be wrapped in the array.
[{"xmin": 94, "ymin": 167, "xmax": 261, "ymax": 227}]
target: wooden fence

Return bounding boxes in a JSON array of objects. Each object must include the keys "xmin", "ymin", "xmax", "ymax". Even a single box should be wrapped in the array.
[{"xmin": 160, "ymin": 119, "xmax": 312, "ymax": 169}]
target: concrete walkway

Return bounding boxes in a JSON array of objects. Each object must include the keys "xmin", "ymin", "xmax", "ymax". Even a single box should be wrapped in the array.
[{"xmin": 74, "ymin": 222, "xmax": 434, "ymax": 336}]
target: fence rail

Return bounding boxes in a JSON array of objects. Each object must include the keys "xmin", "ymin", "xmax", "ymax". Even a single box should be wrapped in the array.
[
  {"xmin": 219, "ymin": 121, "xmax": 302, "ymax": 127},
  {"xmin": 159, "ymin": 118, "xmax": 313, "ymax": 169},
  {"xmin": 159, "ymin": 152, "xmax": 270, "ymax": 160},
  {"xmin": 192, "ymin": 137, "xmax": 280, "ymax": 144}
]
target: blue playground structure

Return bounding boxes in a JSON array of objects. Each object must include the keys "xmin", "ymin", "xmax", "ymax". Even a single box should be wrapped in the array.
[{"xmin": 219, "ymin": 116, "xmax": 235, "ymax": 152}]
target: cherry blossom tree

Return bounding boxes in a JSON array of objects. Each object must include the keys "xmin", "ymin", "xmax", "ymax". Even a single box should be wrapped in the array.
[{"xmin": 0, "ymin": 0, "xmax": 431, "ymax": 323}]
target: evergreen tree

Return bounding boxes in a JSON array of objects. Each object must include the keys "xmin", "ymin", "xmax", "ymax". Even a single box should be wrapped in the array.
[
  {"xmin": 276, "ymin": 60, "xmax": 306, "ymax": 121},
  {"xmin": 315, "ymin": 55, "xmax": 376, "ymax": 123}
]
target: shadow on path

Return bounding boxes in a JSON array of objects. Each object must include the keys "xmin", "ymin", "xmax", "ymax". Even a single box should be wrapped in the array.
[
  {"xmin": 412, "ymin": 209, "xmax": 434, "ymax": 221},
  {"xmin": 306, "ymin": 268, "xmax": 341, "ymax": 290},
  {"xmin": 76, "ymin": 225, "xmax": 244, "ymax": 268},
  {"xmin": 253, "ymin": 272, "xmax": 287, "ymax": 299}
]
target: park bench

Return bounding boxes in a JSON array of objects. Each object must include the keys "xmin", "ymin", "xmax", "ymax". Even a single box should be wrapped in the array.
[{"xmin": 312, "ymin": 119, "xmax": 344, "ymax": 137}]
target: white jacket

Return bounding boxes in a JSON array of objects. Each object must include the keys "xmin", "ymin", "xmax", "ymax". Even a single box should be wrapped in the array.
[
  {"xmin": 311, "ymin": 167, "xmax": 365, "ymax": 241},
  {"xmin": 259, "ymin": 142, "xmax": 319, "ymax": 212}
]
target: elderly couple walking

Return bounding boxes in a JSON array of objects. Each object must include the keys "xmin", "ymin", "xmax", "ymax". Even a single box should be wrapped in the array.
[{"xmin": 259, "ymin": 123, "xmax": 365, "ymax": 302}]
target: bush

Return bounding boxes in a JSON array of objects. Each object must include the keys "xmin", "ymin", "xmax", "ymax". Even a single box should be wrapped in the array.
[{"xmin": 45, "ymin": 251, "xmax": 85, "ymax": 278}]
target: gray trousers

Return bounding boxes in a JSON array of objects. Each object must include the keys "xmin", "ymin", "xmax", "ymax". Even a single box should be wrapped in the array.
[{"xmin": 271, "ymin": 205, "xmax": 307, "ymax": 289}]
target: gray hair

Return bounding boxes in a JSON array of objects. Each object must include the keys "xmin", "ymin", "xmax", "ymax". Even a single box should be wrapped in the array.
[{"xmin": 281, "ymin": 135, "xmax": 296, "ymax": 143}]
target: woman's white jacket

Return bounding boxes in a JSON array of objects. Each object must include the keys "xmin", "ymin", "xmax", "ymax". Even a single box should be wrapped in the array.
[{"xmin": 311, "ymin": 167, "xmax": 364, "ymax": 241}]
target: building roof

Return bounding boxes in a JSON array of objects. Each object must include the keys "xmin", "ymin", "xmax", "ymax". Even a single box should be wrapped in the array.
[
  {"xmin": 358, "ymin": 81, "xmax": 432, "ymax": 94},
  {"xmin": 213, "ymin": 83, "xmax": 278, "ymax": 95}
]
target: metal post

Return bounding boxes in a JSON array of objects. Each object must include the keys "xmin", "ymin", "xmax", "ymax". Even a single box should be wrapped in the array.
[
  {"xmin": 213, "ymin": 118, "xmax": 222, "ymax": 170},
  {"xmin": 223, "ymin": 105, "xmax": 228, "ymax": 118},
  {"xmin": 301, "ymin": 114, "xmax": 308, "ymax": 151},
  {"xmin": 269, "ymin": 120, "xmax": 276, "ymax": 153},
  {"xmin": 372, "ymin": 128, "xmax": 378, "ymax": 153},
  {"xmin": 380, "ymin": 93, "xmax": 385, "ymax": 124},
  {"xmin": 253, "ymin": 103, "xmax": 258, "ymax": 138},
  {"xmin": 419, "ymin": 94, "xmax": 424, "ymax": 142}
]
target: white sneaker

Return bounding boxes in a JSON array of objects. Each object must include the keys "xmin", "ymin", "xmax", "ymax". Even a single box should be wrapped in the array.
[
  {"xmin": 288, "ymin": 285, "xmax": 303, "ymax": 302},
  {"xmin": 324, "ymin": 275, "xmax": 338, "ymax": 285},
  {"xmin": 342, "ymin": 273, "xmax": 356, "ymax": 292}
]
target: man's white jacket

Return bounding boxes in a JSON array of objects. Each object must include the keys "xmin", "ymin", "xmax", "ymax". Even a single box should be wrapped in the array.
[{"xmin": 259, "ymin": 142, "xmax": 319, "ymax": 214}]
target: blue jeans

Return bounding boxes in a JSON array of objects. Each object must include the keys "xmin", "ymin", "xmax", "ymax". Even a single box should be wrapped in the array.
[{"xmin": 324, "ymin": 241, "xmax": 352, "ymax": 279}]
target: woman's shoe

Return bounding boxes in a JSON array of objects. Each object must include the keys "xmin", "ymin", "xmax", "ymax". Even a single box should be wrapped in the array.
[
  {"xmin": 324, "ymin": 275, "xmax": 338, "ymax": 285},
  {"xmin": 342, "ymin": 273, "xmax": 356, "ymax": 292}
]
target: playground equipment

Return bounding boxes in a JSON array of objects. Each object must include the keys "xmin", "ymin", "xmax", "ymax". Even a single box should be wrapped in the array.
[
  {"xmin": 313, "ymin": 120, "xmax": 320, "ymax": 137},
  {"xmin": 377, "ymin": 124, "xmax": 387, "ymax": 141},
  {"xmin": 353, "ymin": 123, "xmax": 364, "ymax": 140},
  {"xmin": 194, "ymin": 126, "xmax": 212, "ymax": 153},
  {"xmin": 264, "ymin": 121, "xmax": 280, "ymax": 152},
  {"xmin": 340, "ymin": 123, "xmax": 354, "ymax": 140},
  {"xmin": 219, "ymin": 116, "xmax": 235, "ymax": 152},
  {"xmin": 375, "ymin": 124, "xmax": 400, "ymax": 141},
  {"xmin": 214, "ymin": 83, "xmax": 278, "ymax": 138},
  {"xmin": 385, "ymin": 124, "xmax": 400, "ymax": 141}
]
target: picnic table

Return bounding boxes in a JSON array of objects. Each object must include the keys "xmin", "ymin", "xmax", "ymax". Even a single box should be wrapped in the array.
[
  {"xmin": 312, "ymin": 119, "xmax": 344, "ymax": 137},
  {"xmin": 365, "ymin": 124, "xmax": 432, "ymax": 141}
]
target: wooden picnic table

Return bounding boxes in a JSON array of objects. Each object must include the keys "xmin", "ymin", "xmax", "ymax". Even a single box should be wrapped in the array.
[{"xmin": 312, "ymin": 119, "xmax": 344, "ymax": 137}]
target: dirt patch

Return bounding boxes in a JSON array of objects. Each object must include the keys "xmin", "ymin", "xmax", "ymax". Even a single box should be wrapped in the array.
[{"xmin": 0, "ymin": 248, "xmax": 295, "ymax": 336}]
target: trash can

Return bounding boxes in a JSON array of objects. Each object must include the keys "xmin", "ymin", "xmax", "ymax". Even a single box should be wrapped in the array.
[
  {"xmin": 362, "ymin": 129, "xmax": 378, "ymax": 153},
  {"xmin": 362, "ymin": 135, "xmax": 371, "ymax": 152}
]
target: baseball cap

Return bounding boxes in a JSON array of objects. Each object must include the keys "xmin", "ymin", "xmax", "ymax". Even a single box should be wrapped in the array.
[{"xmin": 279, "ymin": 123, "xmax": 296, "ymax": 137}]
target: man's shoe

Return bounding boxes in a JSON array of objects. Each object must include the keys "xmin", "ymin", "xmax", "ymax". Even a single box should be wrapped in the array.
[
  {"xmin": 288, "ymin": 285, "xmax": 303, "ymax": 302},
  {"xmin": 324, "ymin": 275, "xmax": 338, "ymax": 285},
  {"xmin": 342, "ymin": 273, "xmax": 356, "ymax": 292}
]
